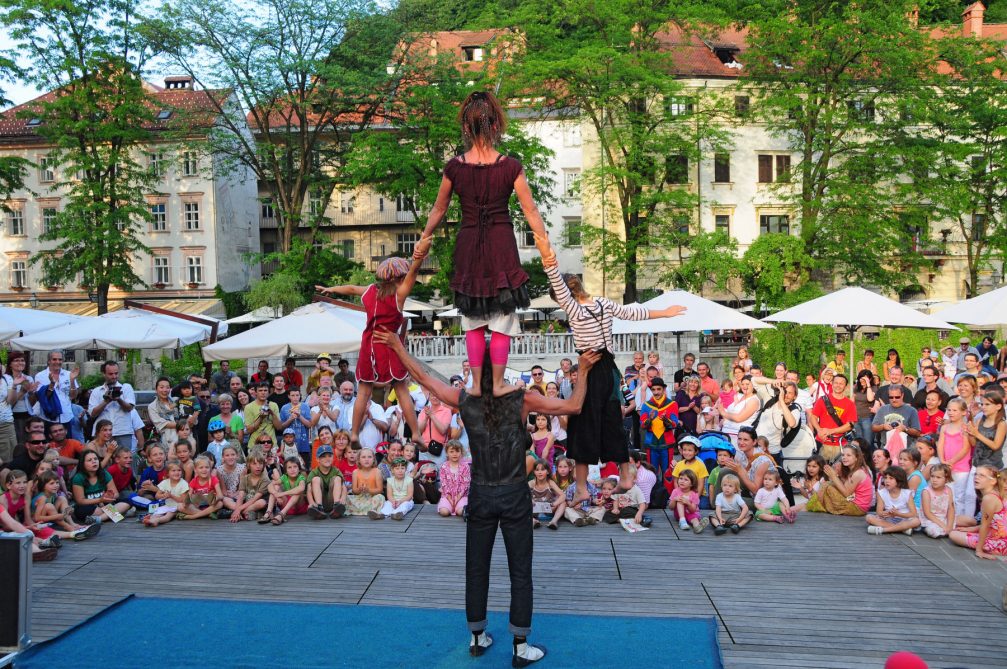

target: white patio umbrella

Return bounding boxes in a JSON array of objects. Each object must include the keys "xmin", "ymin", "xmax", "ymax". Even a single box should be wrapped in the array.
[
  {"xmin": 934, "ymin": 285, "xmax": 1007, "ymax": 328},
  {"xmin": 763, "ymin": 286, "xmax": 957, "ymax": 364},
  {"xmin": 613, "ymin": 291, "xmax": 774, "ymax": 334},
  {"xmin": 202, "ymin": 302, "xmax": 367, "ymax": 361},
  {"xmin": 0, "ymin": 306, "xmax": 88, "ymax": 341},
  {"xmin": 10, "ymin": 308, "xmax": 224, "ymax": 351},
  {"xmin": 226, "ymin": 306, "xmax": 282, "ymax": 325}
]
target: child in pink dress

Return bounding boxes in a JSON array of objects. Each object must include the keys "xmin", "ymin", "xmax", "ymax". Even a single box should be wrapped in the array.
[
  {"xmin": 437, "ymin": 441, "xmax": 470, "ymax": 517},
  {"xmin": 669, "ymin": 470, "xmax": 708, "ymax": 533},
  {"xmin": 316, "ymin": 247, "xmax": 431, "ymax": 446}
]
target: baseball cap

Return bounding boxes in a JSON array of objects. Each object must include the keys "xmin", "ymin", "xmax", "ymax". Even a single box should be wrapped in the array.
[
  {"xmin": 959, "ymin": 337, "xmax": 970, "ymax": 344},
  {"xmin": 316, "ymin": 444, "xmax": 334, "ymax": 457},
  {"xmin": 317, "ymin": 353, "xmax": 332, "ymax": 361},
  {"xmin": 282, "ymin": 427, "xmax": 296, "ymax": 435}
]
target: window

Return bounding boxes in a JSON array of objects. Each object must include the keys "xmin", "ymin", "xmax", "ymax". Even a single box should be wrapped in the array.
[
  {"xmin": 183, "ymin": 202, "xmax": 200, "ymax": 230},
  {"xmin": 309, "ymin": 191, "xmax": 324, "ymax": 217},
  {"xmin": 757, "ymin": 154, "xmax": 791, "ymax": 183},
  {"xmin": 734, "ymin": 96, "xmax": 750, "ymax": 116},
  {"xmin": 714, "ymin": 154, "xmax": 731, "ymax": 183},
  {"xmin": 378, "ymin": 197, "xmax": 385, "ymax": 213},
  {"xmin": 151, "ymin": 203, "xmax": 167, "ymax": 231},
  {"xmin": 848, "ymin": 100, "xmax": 875, "ymax": 123},
  {"xmin": 41, "ymin": 207, "xmax": 57, "ymax": 234},
  {"xmin": 157, "ymin": 109, "xmax": 172, "ymax": 120},
  {"xmin": 10, "ymin": 260, "xmax": 27, "ymax": 288},
  {"xmin": 340, "ymin": 239, "xmax": 355, "ymax": 260},
  {"xmin": 148, "ymin": 152, "xmax": 165, "ymax": 177},
  {"xmin": 665, "ymin": 155, "xmax": 689, "ymax": 184},
  {"xmin": 340, "ymin": 193, "xmax": 355, "ymax": 214},
  {"xmin": 759, "ymin": 214, "xmax": 790, "ymax": 234},
  {"xmin": 562, "ymin": 124, "xmax": 582, "ymax": 147},
  {"xmin": 181, "ymin": 152, "xmax": 198, "ymax": 177},
  {"xmin": 261, "ymin": 199, "xmax": 275, "ymax": 221},
  {"xmin": 39, "ymin": 157, "xmax": 55, "ymax": 183},
  {"xmin": 26, "ymin": 118, "xmax": 41, "ymax": 127},
  {"xmin": 518, "ymin": 221, "xmax": 535, "ymax": 248},
  {"xmin": 564, "ymin": 218, "xmax": 582, "ymax": 247},
  {"xmin": 153, "ymin": 256, "xmax": 170, "ymax": 284},
  {"xmin": 674, "ymin": 214, "xmax": 691, "ymax": 236},
  {"xmin": 185, "ymin": 256, "xmax": 203, "ymax": 284},
  {"xmin": 715, "ymin": 214, "xmax": 731, "ymax": 235},
  {"xmin": 898, "ymin": 211, "xmax": 927, "ymax": 252},
  {"xmin": 562, "ymin": 169, "xmax": 581, "ymax": 197},
  {"xmin": 665, "ymin": 97, "xmax": 694, "ymax": 117},
  {"xmin": 396, "ymin": 193, "xmax": 414, "ymax": 212},
  {"xmin": 8, "ymin": 209, "xmax": 25, "ymax": 236},
  {"xmin": 972, "ymin": 213, "xmax": 986, "ymax": 242},
  {"xmin": 396, "ymin": 232, "xmax": 420, "ymax": 255},
  {"xmin": 462, "ymin": 46, "xmax": 483, "ymax": 62}
]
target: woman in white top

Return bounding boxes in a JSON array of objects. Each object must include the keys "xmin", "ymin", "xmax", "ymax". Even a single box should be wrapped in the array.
[
  {"xmin": 717, "ymin": 376, "xmax": 761, "ymax": 443},
  {"xmin": 545, "ymin": 382, "xmax": 567, "ymax": 445}
]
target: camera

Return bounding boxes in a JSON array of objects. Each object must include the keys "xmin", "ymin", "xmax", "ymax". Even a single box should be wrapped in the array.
[{"xmin": 110, "ymin": 386, "xmax": 122, "ymax": 398}]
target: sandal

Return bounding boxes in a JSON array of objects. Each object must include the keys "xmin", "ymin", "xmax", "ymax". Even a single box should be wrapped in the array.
[
  {"xmin": 532, "ymin": 519, "xmax": 541, "ymax": 529},
  {"xmin": 547, "ymin": 521, "xmax": 559, "ymax": 530},
  {"xmin": 257, "ymin": 512, "xmax": 273, "ymax": 525},
  {"xmin": 271, "ymin": 513, "xmax": 285, "ymax": 525},
  {"xmin": 33, "ymin": 547, "xmax": 58, "ymax": 562}
]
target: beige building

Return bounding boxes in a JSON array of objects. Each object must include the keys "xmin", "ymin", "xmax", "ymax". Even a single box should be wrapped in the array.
[{"xmin": 0, "ymin": 76, "xmax": 260, "ymax": 318}]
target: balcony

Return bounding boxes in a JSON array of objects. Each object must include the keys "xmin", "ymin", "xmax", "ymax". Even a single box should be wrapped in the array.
[{"xmin": 260, "ymin": 216, "xmax": 278, "ymax": 229}]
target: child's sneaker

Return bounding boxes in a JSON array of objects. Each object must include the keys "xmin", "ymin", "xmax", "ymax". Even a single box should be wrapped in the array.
[
  {"xmin": 72, "ymin": 523, "xmax": 101, "ymax": 541},
  {"xmin": 469, "ymin": 631, "xmax": 493, "ymax": 657},
  {"xmin": 867, "ymin": 526, "xmax": 884, "ymax": 535},
  {"xmin": 367, "ymin": 510, "xmax": 383, "ymax": 520},
  {"xmin": 573, "ymin": 517, "xmax": 587, "ymax": 527},
  {"xmin": 308, "ymin": 505, "xmax": 327, "ymax": 520},
  {"xmin": 729, "ymin": 523, "xmax": 741, "ymax": 534},
  {"xmin": 903, "ymin": 528, "xmax": 914, "ymax": 536},
  {"xmin": 641, "ymin": 515, "xmax": 653, "ymax": 528},
  {"xmin": 513, "ymin": 641, "xmax": 546, "ymax": 667},
  {"xmin": 392, "ymin": 512, "xmax": 404, "ymax": 521},
  {"xmin": 330, "ymin": 503, "xmax": 346, "ymax": 519},
  {"xmin": 218, "ymin": 509, "xmax": 233, "ymax": 520},
  {"xmin": 678, "ymin": 518, "xmax": 689, "ymax": 530}
]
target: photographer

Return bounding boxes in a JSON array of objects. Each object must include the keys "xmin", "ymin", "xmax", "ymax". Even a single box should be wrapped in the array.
[
  {"xmin": 87, "ymin": 361, "xmax": 136, "ymax": 448},
  {"xmin": 244, "ymin": 381, "xmax": 282, "ymax": 446}
]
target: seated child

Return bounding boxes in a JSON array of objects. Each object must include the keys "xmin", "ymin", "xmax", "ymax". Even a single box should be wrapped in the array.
[
  {"xmin": 793, "ymin": 454, "xmax": 826, "ymax": 501},
  {"xmin": 603, "ymin": 466, "xmax": 647, "ymax": 526},
  {"xmin": 668, "ymin": 435, "xmax": 709, "ymax": 498},
  {"xmin": 136, "ymin": 443, "xmax": 168, "ymax": 501},
  {"xmin": 4, "ymin": 469, "xmax": 98, "ymax": 542},
  {"xmin": 174, "ymin": 438, "xmax": 196, "ymax": 481},
  {"xmin": 216, "ymin": 445, "xmax": 246, "ymax": 519},
  {"xmin": 866, "ymin": 466, "xmax": 921, "ymax": 535},
  {"xmin": 143, "ymin": 460, "xmax": 189, "ymax": 527},
  {"xmin": 232, "ymin": 452, "xmax": 270, "ymax": 522},
  {"xmin": 178, "ymin": 455, "xmax": 224, "ymax": 521},
  {"xmin": 261, "ymin": 457, "xmax": 308, "ymax": 525},
  {"xmin": 712, "ymin": 473, "xmax": 751, "ymax": 535},
  {"xmin": 167, "ymin": 422, "xmax": 197, "ymax": 462},
  {"xmin": 438, "ymin": 441, "xmax": 470, "ymax": 517},
  {"xmin": 32, "ymin": 470, "xmax": 91, "ymax": 535},
  {"xmin": 380, "ymin": 458, "xmax": 415, "ymax": 520},
  {"xmin": 754, "ymin": 469, "xmax": 796, "ymax": 524},
  {"xmin": 670, "ymin": 470, "xmax": 708, "ymax": 533},
  {"xmin": 552, "ymin": 457, "xmax": 574, "ymax": 494},
  {"xmin": 919, "ymin": 463, "xmax": 955, "ymax": 538},
  {"xmin": 346, "ymin": 448, "xmax": 385, "ymax": 519},
  {"xmin": 899, "ymin": 447, "xmax": 928, "ymax": 510},
  {"xmin": 529, "ymin": 461, "xmax": 566, "ymax": 530},
  {"xmin": 307, "ymin": 444, "xmax": 347, "ymax": 519},
  {"xmin": 706, "ymin": 444, "xmax": 735, "ymax": 509},
  {"xmin": 564, "ymin": 474, "xmax": 601, "ymax": 526},
  {"xmin": 698, "ymin": 394, "xmax": 722, "ymax": 433}
]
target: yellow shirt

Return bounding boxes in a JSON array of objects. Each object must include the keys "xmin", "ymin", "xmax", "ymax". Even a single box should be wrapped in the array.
[{"xmin": 671, "ymin": 458, "xmax": 709, "ymax": 482}]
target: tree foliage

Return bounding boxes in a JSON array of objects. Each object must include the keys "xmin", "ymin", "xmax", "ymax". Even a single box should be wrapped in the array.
[
  {"xmin": 744, "ymin": 0, "xmax": 932, "ymax": 290},
  {"xmin": 741, "ymin": 233, "xmax": 814, "ymax": 312},
  {"xmin": 511, "ymin": 0, "xmax": 730, "ymax": 303},
  {"xmin": 0, "ymin": 62, "xmax": 28, "ymax": 200},
  {"xmin": 1, "ymin": 0, "xmax": 158, "ymax": 314},
  {"xmin": 663, "ymin": 231, "xmax": 741, "ymax": 296},
  {"xmin": 244, "ymin": 271, "xmax": 306, "ymax": 316}
]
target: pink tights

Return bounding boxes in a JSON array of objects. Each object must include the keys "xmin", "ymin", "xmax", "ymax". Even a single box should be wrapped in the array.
[{"xmin": 465, "ymin": 327, "xmax": 510, "ymax": 367}]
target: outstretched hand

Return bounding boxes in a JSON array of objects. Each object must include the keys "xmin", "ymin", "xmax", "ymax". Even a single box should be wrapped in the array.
[
  {"xmin": 373, "ymin": 327, "xmax": 404, "ymax": 351},
  {"xmin": 654, "ymin": 305, "xmax": 687, "ymax": 319},
  {"xmin": 315, "ymin": 285, "xmax": 333, "ymax": 295},
  {"xmin": 577, "ymin": 350, "xmax": 602, "ymax": 372},
  {"xmin": 413, "ymin": 235, "xmax": 434, "ymax": 260}
]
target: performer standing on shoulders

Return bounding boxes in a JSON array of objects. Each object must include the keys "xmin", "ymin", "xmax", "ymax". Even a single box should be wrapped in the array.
[{"xmin": 374, "ymin": 328, "xmax": 599, "ymax": 667}]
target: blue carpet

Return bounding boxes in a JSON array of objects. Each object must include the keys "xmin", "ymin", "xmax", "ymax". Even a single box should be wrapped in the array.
[{"xmin": 17, "ymin": 596, "xmax": 723, "ymax": 669}]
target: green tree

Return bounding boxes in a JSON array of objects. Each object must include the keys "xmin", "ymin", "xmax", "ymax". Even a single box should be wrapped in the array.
[
  {"xmin": 244, "ymin": 271, "xmax": 306, "ymax": 316},
  {"xmin": 153, "ymin": 0, "xmax": 394, "ymax": 260},
  {"xmin": 511, "ymin": 0, "xmax": 731, "ymax": 303},
  {"xmin": 744, "ymin": 0, "xmax": 932, "ymax": 289},
  {"xmin": 0, "ymin": 65, "xmax": 28, "ymax": 200},
  {"xmin": 1, "ymin": 0, "xmax": 158, "ymax": 314},
  {"xmin": 891, "ymin": 33, "xmax": 1007, "ymax": 297},
  {"xmin": 663, "ymin": 231, "xmax": 742, "ymax": 296},
  {"xmin": 741, "ymin": 233, "xmax": 814, "ymax": 312},
  {"xmin": 341, "ymin": 45, "xmax": 553, "ymax": 297}
]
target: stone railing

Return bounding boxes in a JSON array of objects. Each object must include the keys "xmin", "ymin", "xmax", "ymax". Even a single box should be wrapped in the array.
[{"xmin": 406, "ymin": 332, "xmax": 659, "ymax": 359}]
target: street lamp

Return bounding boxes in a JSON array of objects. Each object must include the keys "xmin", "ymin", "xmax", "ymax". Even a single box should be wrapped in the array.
[{"xmin": 29, "ymin": 292, "xmax": 39, "ymax": 309}]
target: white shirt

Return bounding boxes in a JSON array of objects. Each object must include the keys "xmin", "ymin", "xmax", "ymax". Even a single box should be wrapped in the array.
[
  {"xmin": 88, "ymin": 382, "xmax": 137, "ymax": 436},
  {"xmin": 0, "ymin": 376, "xmax": 12, "ymax": 423},
  {"xmin": 357, "ymin": 401, "xmax": 387, "ymax": 451},
  {"xmin": 331, "ymin": 396, "xmax": 355, "ymax": 432},
  {"xmin": 450, "ymin": 413, "xmax": 470, "ymax": 458},
  {"xmin": 128, "ymin": 410, "xmax": 144, "ymax": 451},
  {"xmin": 310, "ymin": 400, "xmax": 340, "ymax": 437},
  {"xmin": 33, "ymin": 368, "xmax": 76, "ymax": 423}
]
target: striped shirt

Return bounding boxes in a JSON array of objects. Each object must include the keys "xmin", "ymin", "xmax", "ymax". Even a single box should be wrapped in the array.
[{"xmin": 545, "ymin": 263, "xmax": 649, "ymax": 352}]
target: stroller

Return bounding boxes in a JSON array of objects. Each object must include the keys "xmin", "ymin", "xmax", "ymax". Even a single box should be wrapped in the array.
[{"xmin": 696, "ymin": 431, "xmax": 734, "ymax": 472}]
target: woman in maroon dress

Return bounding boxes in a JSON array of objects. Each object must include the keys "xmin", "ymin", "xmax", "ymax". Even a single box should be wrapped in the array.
[
  {"xmin": 414, "ymin": 91, "xmax": 550, "ymax": 397},
  {"xmin": 316, "ymin": 249, "xmax": 430, "ymax": 446}
]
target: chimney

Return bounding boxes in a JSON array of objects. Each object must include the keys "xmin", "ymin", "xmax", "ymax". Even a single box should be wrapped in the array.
[
  {"xmin": 164, "ymin": 75, "xmax": 193, "ymax": 90},
  {"xmin": 962, "ymin": 1, "xmax": 985, "ymax": 38}
]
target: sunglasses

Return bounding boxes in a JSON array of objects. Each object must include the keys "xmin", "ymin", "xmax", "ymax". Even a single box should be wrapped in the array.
[
  {"xmin": 257, "ymin": 440, "xmax": 273, "ymax": 445},
  {"xmin": 28, "ymin": 439, "xmax": 47, "ymax": 445}
]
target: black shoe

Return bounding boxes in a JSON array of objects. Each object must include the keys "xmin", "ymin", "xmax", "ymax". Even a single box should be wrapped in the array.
[
  {"xmin": 308, "ymin": 505, "xmax": 326, "ymax": 520},
  {"xmin": 641, "ymin": 515, "xmax": 653, "ymax": 528},
  {"xmin": 730, "ymin": 523, "xmax": 741, "ymax": 534},
  {"xmin": 714, "ymin": 525, "xmax": 727, "ymax": 536},
  {"xmin": 218, "ymin": 509, "xmax": 233, "ymax": 520},
  {"xmin": 329, "ymin": 503, "xmax": 346, "ymax": 519},
  {"xmin": 470, "ymin": 631, "xmax": 493, "ymax": 657},
  {"xmin": 512, "ymin": 642, "xmax": 546, "ymax": 667}
]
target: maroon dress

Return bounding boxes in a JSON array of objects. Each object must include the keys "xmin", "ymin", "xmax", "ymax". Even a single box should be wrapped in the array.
[
  {"xmin": 443, "ymin": 154, "xmax": 530, "ymax": 318},
  {"xmin": 356, "ymin": 284, "xmax": 408, "ymax": 383}
]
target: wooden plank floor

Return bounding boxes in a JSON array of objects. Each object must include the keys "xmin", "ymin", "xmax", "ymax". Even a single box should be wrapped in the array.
[{"xmin": 28, "ymin": 506, "xmax": 1007, "ymax": 668}]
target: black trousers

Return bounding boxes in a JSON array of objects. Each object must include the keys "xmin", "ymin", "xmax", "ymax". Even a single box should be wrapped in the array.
[{"xmin": 466, "ymin": 482, "xmax": 533, "ymax": 636}]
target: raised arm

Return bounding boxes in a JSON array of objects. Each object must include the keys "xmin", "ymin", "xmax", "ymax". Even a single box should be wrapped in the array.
[
  {"xmin": 314, "ymin": 284, "xmax": 367, "ymax": 297},
  {"xmin": 373, "ymin": 328, "xmax": 462, "ymax": 408},
  {"xmin": 396, "ymin": 236, "xmax": 433, "ymax": 307},
  {"xmin": 418, "ymin": 176, "xmax": 454, "ymax": 239}
]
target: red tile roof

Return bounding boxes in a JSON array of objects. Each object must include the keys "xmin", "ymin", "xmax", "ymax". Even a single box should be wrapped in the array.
[{"xmin": 0, "ymin": 81, "xmax": 230, "ymax": 143}]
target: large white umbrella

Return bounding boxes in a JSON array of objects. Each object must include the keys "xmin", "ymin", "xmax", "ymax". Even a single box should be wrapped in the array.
[
  {"xmin": 0, "ymin": 307, "xmax": 87, "ymax": 341},
  {"xmin": 934, "ymin": 285, "xmax": 1007, "ymax": 328},
  {"xmin": 226, "ymin": 306, "xmax": 281, "ymax": 325},
  {"xmin": 613, "ymin": 291, "xmax": 774, "ymax": 334},
  {"xmin": 201, "ymin": 302, "xmax": 366, "ymax": 361},
  {"xmin": 10, "ymin": 308, "xmax": 223, "ymax": 351},
  {"xmin": 763, "ymin": 286, "xmax": 957, "ymax": 364}
]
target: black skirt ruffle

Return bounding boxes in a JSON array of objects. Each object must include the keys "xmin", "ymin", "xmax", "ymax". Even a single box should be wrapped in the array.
[{"xmin": 455, "ymin": 284, "xmax": 531, "ymax": 320}]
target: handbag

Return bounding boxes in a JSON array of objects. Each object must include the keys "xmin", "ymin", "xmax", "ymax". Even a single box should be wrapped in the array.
[{"xmin": 427, "ymin": 440, "xmax": 444, "ymax": 457}]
